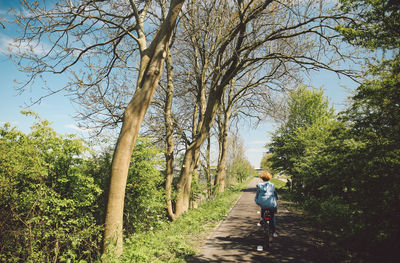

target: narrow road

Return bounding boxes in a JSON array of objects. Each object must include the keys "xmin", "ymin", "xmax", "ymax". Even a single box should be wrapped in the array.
[{"xmin": 188, "ymin": 178, "xmax": 337, "ymax": 262}]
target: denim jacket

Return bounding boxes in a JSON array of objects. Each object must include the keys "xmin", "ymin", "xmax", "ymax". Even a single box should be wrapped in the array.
[{"xmin": 255, "ymin": 181, "xmax": 278, "ymax": 210}]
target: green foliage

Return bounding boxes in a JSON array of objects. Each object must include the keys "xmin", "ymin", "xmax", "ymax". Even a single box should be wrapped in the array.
[
  {"xmin": 260, "ymin": 153, "xmax": 277, "ymax": 175},
  {"xmin": 286, "ymin": 86, "xmax": 334, "ymax": 131},
  {"xmin": 301, "ymin": 196, "xmax": 353, "ymax": 239},
  {"xmin": 268, "ymin": 68, "xmax": 400, "ymax": 260},
  {"xmin": 341, "ymin": 63, "xmax": 400, "ymax": 257},
  {"xmin": 337, "ymin": 0, "xmax": 400, "ymax": 50},
  {"xmin": 335, "ymin": 1, "xmax": 400, "ymax": 257},
  {"xmin": 227, "ymin": 157, "xmax": 252, "ymax": 185},
  {"xmin": 0, "ymin": 117, "xmax": 102, "ymax": 262},
  {"xmin": 120, "ymin": 182, "xmax": 247, "ymax": 262},
  {"xmin": 190, "ymin": 176, "xmax": 206, "ymax": 204},
  {"xmin": 124, "ymin": 138, "xmax": 166, "ymax": 233},
  {"xmin": 268, "ymin": 85, "xmax": 336, "ymax": 194},
  {"xmin": 225, "ymin": 134, "xmax": 254, "ymax": 186},
  {"xmin": 0, "ymin": 114, "xmax": 170, "ymax": 262}
]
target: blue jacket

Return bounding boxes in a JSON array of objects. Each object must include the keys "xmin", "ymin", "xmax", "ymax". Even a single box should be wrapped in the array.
[{"xmin": 255, "ymin": 181, "xmax": 278, "ymax": 210}]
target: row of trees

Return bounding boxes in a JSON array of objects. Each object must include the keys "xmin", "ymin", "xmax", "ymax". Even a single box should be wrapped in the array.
[
  {"xmin": 8, "ymin": 0, "xmax": 358, "ymax": 256},
  {"xmin": 268, "ymin": 0, "xmax": 400, "ymax": 260},
  {"xmin": 0, "ymin": 112, "xmax": 253, "ymax": 262},
  {"xmin": 0, "ymin": 114, "xmax": 255, "ymax": 262}
]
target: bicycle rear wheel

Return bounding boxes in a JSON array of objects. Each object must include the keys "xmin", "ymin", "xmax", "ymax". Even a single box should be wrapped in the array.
[{"xmin": 263, "ymin": 221, "xmax": 270, "ymax": 249}]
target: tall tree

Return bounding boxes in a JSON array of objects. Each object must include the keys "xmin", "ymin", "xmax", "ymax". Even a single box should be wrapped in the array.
[
  {"xmin": 265, "ymin": 1, "xmax": 400, "ymax": 259},
  {"xmin": 214, "ymin": 64, "xmax": 295, "ymax": 193},
  {"xmin": 268, "ymin": 86, "xmax": 335, "ymax": 192},
  {"xmin": 337, "ymin": 0, "xmax": 400, "ymax": 256},
  {"xmin": 144, "ymin": 0, "xmax": 357, "ymax": 217},
  {"xmin": 225, "ymin": 133, "xmax": 253, "ymax": 184},
  {"xmin": 260, "ymin": 153, "xmax": 275, "ymax": 174},
  {"xmin": 11, "ymin": 0, "xmax": 185, "ymax": 256}
]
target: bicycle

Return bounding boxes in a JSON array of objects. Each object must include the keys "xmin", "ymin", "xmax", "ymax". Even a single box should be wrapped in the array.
[{"xmin": 261, "ymin": 209, "xmax": 275, "ymax": 249}]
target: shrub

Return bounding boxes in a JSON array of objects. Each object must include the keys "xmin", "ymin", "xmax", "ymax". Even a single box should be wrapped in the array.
[
  {"xmin": 0, "ymin": 119, "xmax": 102, "ymax": 262},
  {"xmin": 124, "ymin": 138, "xmax": 167, "ymax": 234}
]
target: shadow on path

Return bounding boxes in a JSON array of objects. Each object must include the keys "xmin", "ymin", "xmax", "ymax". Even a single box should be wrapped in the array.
[
  {"xmin": 241, "ymin": 187, "xmax": 257, "ymax": 193},
  {"xmin": 187, "ymin": 178, "xmax": 339, "ymax": 263}
]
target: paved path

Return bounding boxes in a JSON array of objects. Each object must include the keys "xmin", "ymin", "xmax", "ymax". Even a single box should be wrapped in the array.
[{"xmin": 188, "ymin": 178, "xmax": 337, "ymax": 262}]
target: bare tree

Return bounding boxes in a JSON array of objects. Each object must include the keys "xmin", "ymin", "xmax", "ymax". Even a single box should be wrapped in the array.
[
  {"xmin": 11, "ymin": 0, "xmax": 185, "ymax": 256},
  {"xmin": 213, "ymin": 59, "xmax": 299, "ymax": 193},
  {"xmin": 162, "ymin": 0, "xmax": 355, "ymax": 211}
]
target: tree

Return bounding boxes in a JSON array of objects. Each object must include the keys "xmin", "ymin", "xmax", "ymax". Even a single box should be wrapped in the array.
[
  {"xmin": 268, "ymin": 86, "xmax": 336, "ymax": 193},
  {"xmin": 260, "ymin": 153, "xmax": 275, "ymax": 174},
  {"xmin": 11, "ymin": 0, "xmax": 185, "ymax": 256},
  {"xmin": 337, "ymin": 2, "xmax": 400, "ymax": 255},
  {"xmin": 225, "ymin": 134, "xmax": 253, "ymax": 184},
  {"xmin": 337, "ymin": 0, "xmax": 400, "ymax": 51},
  {"xmin": 214, "ymin": 87, "xmax": 233, "ymax": 193},
  {"xmin": 145, "ymin": 0, "xmax": 357, "ymax": 214},
  {"xmin": 264, "ymin": 1, "xmax": 400, "ymax": 259},
  {"xmin": 267, "ymin": 2, "xmax": 400, "ymax": 256},
  {"xmin": 214, "ymin": 62, "xmax": 295, "ymax": 193}
]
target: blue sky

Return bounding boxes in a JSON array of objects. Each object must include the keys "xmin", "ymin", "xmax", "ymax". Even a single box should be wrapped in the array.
[{"xmin": 0, "ymin": 1, "xmax": 359, "ymax": 168}]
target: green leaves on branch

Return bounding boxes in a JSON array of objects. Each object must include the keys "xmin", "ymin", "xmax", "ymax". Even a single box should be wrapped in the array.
[
  {"xmin": 0, "ymin": 116, "xmax": 102, "ymax": 262},
  {"xmin": 268, "ymin": 85, "xmax": 335, "ymax": 183},
  {"xmin": 337, "ymin": 0, "xmax": 400, "ymax": 50},
  {"xmin": 268, "ymin": 70, "xmax": 400, "ymax": 260},
  {"xmin": 125, "ymin": 138, "xmax": 166, "ymax": 234},
  {"xmin": 0, "ymin": 114, "xmax": 166, "ymax": 262}
]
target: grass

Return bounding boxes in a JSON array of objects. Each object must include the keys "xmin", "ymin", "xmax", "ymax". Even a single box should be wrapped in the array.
[
  {"xmin": 117, "ymin": 179, "xmax": 252, "ymax": 263},
  {"xmin": 270, "ymin": 178, "xmax": 286, "ymax": 189}
]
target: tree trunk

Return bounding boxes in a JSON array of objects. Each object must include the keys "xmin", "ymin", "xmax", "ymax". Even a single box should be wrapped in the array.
[
  {"xmin": 214, "ymin": 85, "xmax": 234, "ymax": 193},
  {"xmin": 175, "ymin": 83, "xmax": 227, "ymax": 216},
  {"xmin": 190, "ymin": 166, "xmax": 199, "ymax": 209},
  {"xmin": 164, "ymin": 45, "xmax": 176, "ymax": 221},
  {"xmin": 103, "ymin": 0, "xmax": 185, "ymax": 257},
  {"xmin": 205, "ymin": 135, "xmax": 212, "ymax": 197},
  {"xmin": 174, "ymin": 145, "xmax": 196, "ymax": 217},
  {"xmin": 215, "ymin": 121, "xmax": 228, "ymax": 193}
]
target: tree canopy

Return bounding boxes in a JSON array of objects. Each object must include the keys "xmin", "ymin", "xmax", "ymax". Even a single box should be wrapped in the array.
[{"xmin": 267, "ymin": 1, "xmax": 400, "ymax": 260}]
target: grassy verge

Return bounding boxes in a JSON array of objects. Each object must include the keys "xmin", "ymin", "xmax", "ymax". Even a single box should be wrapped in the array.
[{"xmin": 118, "ymin": 178, "xmax": 252, "ymax": 263}]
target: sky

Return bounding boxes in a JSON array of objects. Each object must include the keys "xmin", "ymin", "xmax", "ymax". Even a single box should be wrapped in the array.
[{"xmin": 0, "ymin": 1, "xmax": 359, "ymax": 169}]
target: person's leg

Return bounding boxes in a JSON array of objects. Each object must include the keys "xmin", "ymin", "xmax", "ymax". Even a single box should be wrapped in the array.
[{"xmin": 271, "ymin": 212, "xmax": 276, "ymax": 233}]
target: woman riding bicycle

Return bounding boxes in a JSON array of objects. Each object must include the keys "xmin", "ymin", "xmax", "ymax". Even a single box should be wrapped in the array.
[{"xmin": 255, "ymin": 171, "xmax": 278, "ymax": 237}]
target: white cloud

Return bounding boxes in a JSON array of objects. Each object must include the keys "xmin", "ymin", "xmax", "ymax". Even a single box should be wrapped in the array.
[
  {"xmin": 0, "ymin": 33, "xmax": 48, "ymax": 56},
  {"xmin": 246, "ymin": 148, "xmax": 266, "ymax": 153},
  {"xmin": 65, "ymin": 124, "xmax": 92, "ymax": 132},
  {"xmin": 249, "ymin": 140, "xmax": 269, "ymax": 145}
]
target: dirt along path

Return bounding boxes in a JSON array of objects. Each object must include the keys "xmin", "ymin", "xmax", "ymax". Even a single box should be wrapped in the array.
[{"xmin": 188, "ymin": 178, "xmax": 337, "ymax": 263}]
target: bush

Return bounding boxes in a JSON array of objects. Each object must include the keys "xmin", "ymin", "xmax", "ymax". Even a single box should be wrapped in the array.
[
  {"xmin": 0, "ymin": 119, "xmax": 102, "ymax": 262},
  {"xmin": 302, "ymin": 197, "xmax": 352, "ymax": 238},
  {"xmin": 124, "ymin": 138, "xmax": 167, "ymax": 234}
]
